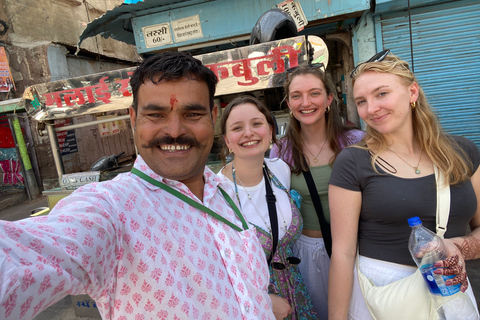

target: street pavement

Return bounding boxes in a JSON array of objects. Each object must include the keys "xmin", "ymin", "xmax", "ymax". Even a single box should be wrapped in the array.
[{"xmin": 1, "ymin": 195, "xmax": 480, "ymax": 318}]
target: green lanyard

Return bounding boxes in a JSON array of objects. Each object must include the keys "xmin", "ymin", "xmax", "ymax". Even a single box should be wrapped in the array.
[{"xmin": 131, "ymin": 168, "xmax": 249, "ymax": 232}]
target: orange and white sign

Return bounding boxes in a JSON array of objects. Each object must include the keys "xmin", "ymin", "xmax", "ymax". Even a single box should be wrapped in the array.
[
  {"xmin": 99, "ymin": 121, "xmax": 111, "ymax": 136},
  {"xmin": 97, "ymin": 116, "xmax": 125, "ymax": 136},
  {"xmin": 0, "ymin": 47, "xmax": 14, "ymax": 92}
]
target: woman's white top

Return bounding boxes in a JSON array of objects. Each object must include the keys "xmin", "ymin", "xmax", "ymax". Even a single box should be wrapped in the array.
[{"xmin": 217, "ymin": 158, "xmax": 293, "ymax": 239}]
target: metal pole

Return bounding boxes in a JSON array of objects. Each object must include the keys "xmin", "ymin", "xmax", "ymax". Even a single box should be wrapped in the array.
[
  {"xmin": 46, "ymin": 122, "xmax": 65, "ymax": 178},
  {"xmin": 54, "ymin": 115, "xmax": 131, "ymax": 132},
  {"xmin": 7, "ymin": 115, "xmax": 33, "ymax": 199},
  {"xmin": 9, "ymin": 114, "xmax": 41, "ymax": 199}
]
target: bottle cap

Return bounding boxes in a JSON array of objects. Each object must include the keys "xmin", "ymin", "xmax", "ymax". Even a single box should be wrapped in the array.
[{"xmin": 408, "ymin": 216, "xmax": 422, "ymax": 227}]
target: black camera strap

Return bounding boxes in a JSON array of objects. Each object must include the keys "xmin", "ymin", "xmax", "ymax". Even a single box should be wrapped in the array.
[{"xmin": 263, "ymin": 163, "xmax": 279, "ymax": 265}]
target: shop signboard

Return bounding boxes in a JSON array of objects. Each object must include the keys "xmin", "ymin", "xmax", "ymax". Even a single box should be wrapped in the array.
[
  {"xmin": 171, "ymin": 15, "xmax": 203, "ymax": 43},
  {"xmin": 278, "ymin": 0, "xmax": 308, "ymax": 31},
  {"xmin": 60, "ymin": 171, "xmax": 100, "ymax": 189},
  {"xmin": 143, "ymin": 22, "xmax": 172, "ymax": 48},
  {"xmin": 55, "ymin": 118, "xmax": 78, "ymax": 156},
  {"xmin": 22, "ymin": 35, "xmax": 328, "ymax": 121}
]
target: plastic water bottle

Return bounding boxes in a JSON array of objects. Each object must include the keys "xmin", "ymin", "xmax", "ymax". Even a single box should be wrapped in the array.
[{"xmin": 408, "ymin": 216, "xmax": 479, "ymax": 320}]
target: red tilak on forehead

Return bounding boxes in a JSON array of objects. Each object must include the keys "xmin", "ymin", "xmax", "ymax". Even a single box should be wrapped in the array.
[{"xmin": 170, "ymin": 95, "xmax": 178, "ymax": 111}]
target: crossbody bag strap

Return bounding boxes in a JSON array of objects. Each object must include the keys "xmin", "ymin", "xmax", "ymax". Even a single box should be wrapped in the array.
[
  {"xmin": 131, "ymin": 168, "xmax": 249, "ymax": 232},
  {"xmin": 434, "ymin": 165, "xmax": 451, "ymax": 238},
  {"xmin": 303, "ymin": 169, "xmax": 332, "ymax": 257},
  {"xmin": 263, "ymin": 163, "xmax": 279, "ymax": 265},
  {"xmin": 265, "ymin": 164, "xmax": 302, "ymax": 209}
]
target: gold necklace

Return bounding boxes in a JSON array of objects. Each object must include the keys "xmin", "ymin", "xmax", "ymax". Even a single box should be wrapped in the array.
[
  {"xmin": 387, "ymin": 148, "xmax": 423, "ymax": 174},
  {"xmin": 304, "ymin": 139, "xmax": 327, "ymax": 163}
]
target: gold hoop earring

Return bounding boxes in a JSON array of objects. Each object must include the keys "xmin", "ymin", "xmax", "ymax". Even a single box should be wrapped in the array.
[
  {"xmin": 289, "ymin": 111, "xmax": 293, "ymax": 118},
  {"xmin": 325, "ymin": 105, "xmax": 331, "ymax": 113},
  {"xmin": 269, "ymin": 140, "xmax": 273, "ymax": 150},
  {"xmin": 228, "ymin": 148, "xmax": 233, "ymax": 154},
  {"xmin": 411, "ymin": 101, "xmax": 416, "ymax": 109}
]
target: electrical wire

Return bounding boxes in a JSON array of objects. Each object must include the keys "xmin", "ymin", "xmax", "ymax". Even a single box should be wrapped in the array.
[{"xmin": 407, "ymin": 0, "xmax": 415, "ymax": 72}]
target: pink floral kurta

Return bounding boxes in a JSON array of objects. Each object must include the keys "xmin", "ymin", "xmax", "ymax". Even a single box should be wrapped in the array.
[{"xmin": 0, "ymin": 156, "xmax": 274, "ymax": 320}]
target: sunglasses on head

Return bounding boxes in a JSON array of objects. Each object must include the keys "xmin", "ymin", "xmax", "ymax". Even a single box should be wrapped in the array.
[
  {"xmin": 271, "ymin": 256, "xmax": 301, "ymax": 271},
  {"xmin": 349, "ymin": 49, "xmax": 391, "ymax": 78},
  {"xmin": 287, "ymin": 62, "xmax": 325, "ymax": 75}
]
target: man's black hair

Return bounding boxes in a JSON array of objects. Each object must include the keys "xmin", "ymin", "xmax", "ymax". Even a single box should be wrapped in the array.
[{"xmin": 130, "ymin": 51, "xmax": 218, "ymax": 112}]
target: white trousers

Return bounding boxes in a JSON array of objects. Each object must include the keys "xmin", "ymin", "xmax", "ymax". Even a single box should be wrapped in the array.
[{"xmin": 293, "ymin": 234, "xmax": 330, "ymax": 320}]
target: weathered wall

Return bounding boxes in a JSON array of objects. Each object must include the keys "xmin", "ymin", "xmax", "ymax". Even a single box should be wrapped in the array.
[
  {"xmin": 0, "ymin": 0, "xmax": 139, "ymax": 98},
  {"xmin": 4, "ymin": 0, "xmax": 138, "ymax": 61},
  {"xmin": 6, "ymin": 44, "xmax": 51, "ymax": 97},
  {"xmin": 0, "ymin": 0, "xmax": 140, "ymax": 96},
  {"xmin": 0, "ymin": 0, "xmax": 140, "ymax": 184}
]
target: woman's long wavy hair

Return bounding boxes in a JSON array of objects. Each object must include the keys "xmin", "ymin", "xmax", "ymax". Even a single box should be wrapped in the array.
[
  {"xmin": 351, "ymin": 54, "xmax": 472, "ymax": 185},
  {"xmin": 276, "ymin": 66, "xmax": 355, "ymax": 174}
]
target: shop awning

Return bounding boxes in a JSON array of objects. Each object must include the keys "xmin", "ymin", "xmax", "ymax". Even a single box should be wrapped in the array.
[
  {"xmin": 78, "ymin": 0, "xmax": 205, "ymax": 47},
  {"xmin": 79, "ymin": 0, "xmax": 370, "ymax": 54}
]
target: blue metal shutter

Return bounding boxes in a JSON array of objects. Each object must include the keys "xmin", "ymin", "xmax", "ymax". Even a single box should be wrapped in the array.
[{"xmin": 376, "ymin": 0, "xmax": 480, "ymax": 148}]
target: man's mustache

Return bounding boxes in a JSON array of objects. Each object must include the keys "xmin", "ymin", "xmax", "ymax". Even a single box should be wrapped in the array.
[{"xmin": 142, "ymin": 135, "xmax": 202, "ymax": 149}]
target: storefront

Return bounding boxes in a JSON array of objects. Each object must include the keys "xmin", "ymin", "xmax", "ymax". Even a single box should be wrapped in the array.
[
  {"xmin": 21, "ymin": 34, "xmax": 329, "ymax": 176},
  {"xmin": 79, "ymin": 0, "xmax": 372, "ymax": 127},
  {"xmin": 18, "ymin": 0, "xmax": 479, "ymax": 189}
]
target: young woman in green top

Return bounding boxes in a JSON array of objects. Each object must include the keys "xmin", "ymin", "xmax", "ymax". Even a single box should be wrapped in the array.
[{"xmin": 270, "ymin": 65, "xmax": 363, "ymax": 319}]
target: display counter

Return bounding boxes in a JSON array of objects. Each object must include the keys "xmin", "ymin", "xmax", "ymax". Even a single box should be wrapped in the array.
[{"xmin": 42, "ymin": 189, "xmax": 74, "ymax": 209}]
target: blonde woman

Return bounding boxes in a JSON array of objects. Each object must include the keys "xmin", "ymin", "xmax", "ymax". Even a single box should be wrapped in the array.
[{"xmin": 328, "ymin": 50, "xmax": 480, "ymax": 319}]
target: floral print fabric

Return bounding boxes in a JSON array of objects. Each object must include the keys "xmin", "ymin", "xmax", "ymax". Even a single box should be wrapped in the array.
[
  {"xmin": 255, "ymin": 187, "xmax": 318, "ymax": 319},
  {"xmin": 0, "ymin": 156, "xmax": 274, "ymax": 320}
]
